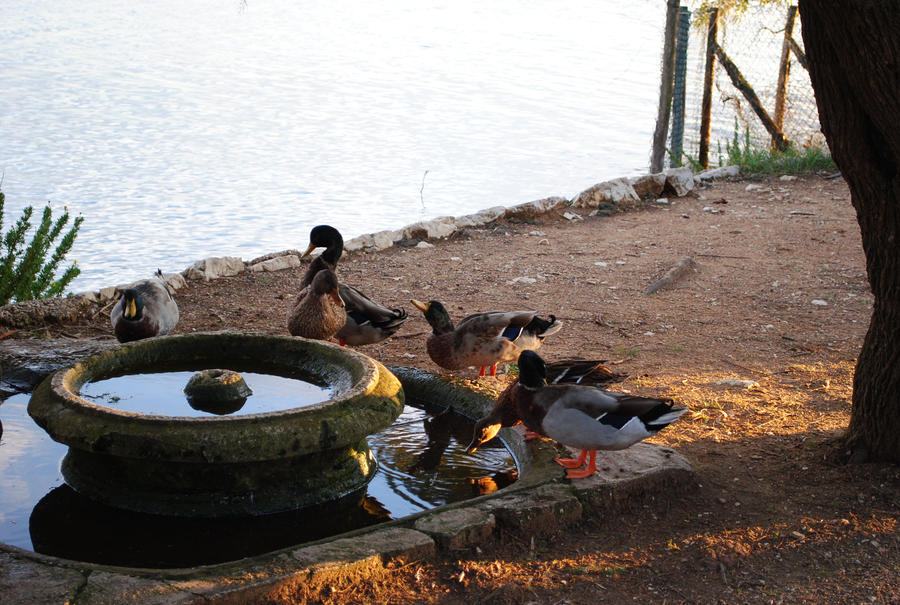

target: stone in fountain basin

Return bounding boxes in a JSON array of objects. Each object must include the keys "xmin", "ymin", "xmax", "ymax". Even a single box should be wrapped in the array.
[{"xmin": 26, "ymin": 332, "xmax": 404, "ymax": 518}]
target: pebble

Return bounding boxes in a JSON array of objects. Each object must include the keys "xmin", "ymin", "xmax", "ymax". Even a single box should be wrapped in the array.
[
  {"xmin": 716, "ymin": 378, "xmax": 759, "ymax": 389},
  {"xmin": 812, "ymin": 299, "xmax": 828, "ymax": 306}
]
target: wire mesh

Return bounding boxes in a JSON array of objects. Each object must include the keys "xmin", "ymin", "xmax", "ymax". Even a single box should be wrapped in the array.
[{"xmin": 679, "ymin": 4, "xmax": 823, "ymax": 167}]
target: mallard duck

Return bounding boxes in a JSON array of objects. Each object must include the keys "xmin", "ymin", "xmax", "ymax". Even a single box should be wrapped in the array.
[
  {"xmin": 466, "ymin": 350, "xmax": 685, "ymax": 479},
  {"xmin": 410, "ymin": 299, "xmax": 562, "ymax": 376},
  {"xmin": 483, "ymin": 357, "xmax": 628, "ymax": 440},
  {"xmin": 300, "ymin": 225, "xmax": 343, "ymax": 287},
  {"xmin": 301, "ymin": 225, "xmax": 408, "ymax": 345},
  {"xmin": 110, "ymin": 270, "xmax": 179, "ymax": 343},
  {"xmin": 286, "ymin": 269, "xmax": 346, "ymax": 340}
]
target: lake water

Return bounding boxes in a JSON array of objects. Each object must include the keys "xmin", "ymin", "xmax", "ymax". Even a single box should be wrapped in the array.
[{"xmin": 1, "ymin": 0, "xmax": 666, "ymax": 293}]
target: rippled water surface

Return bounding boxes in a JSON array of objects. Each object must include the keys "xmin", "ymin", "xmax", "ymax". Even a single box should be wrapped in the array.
[
  {"xmin": 0, "ymin": 394, "xmax": 516, "ymax": 567},
  {"xmin": 1, "ymin": 0, "xmax": 665, "ymax": 292}
]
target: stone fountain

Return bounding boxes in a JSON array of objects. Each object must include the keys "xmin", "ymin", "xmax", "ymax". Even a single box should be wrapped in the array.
[{"xmin": 27, "ymin": 333, "xmax": 404, "ymax": 518}]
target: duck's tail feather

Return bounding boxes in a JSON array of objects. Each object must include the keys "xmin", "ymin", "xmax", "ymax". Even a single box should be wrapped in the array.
[
  {"xmin": 528, "ymin": 314, "xmax": 563, "ymax": 339},
  {"xmin": 377, "ymin": 307, "xmax": 408, "ymax": 330},
  {"xmin": 640, "ymin": 400, "xmax": 687, "ymax": 431},
  {"xmin": 594, "ymin": 397, "xmax": 684, "ymax": 430},
  {"xmin": 547, "ymin": 358, "xmax": 627, "ymax": 386}
]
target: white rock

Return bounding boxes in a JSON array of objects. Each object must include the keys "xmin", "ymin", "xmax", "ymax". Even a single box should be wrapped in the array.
[
  {"xmin": 248, "ymin": 255, "xmax": 302, "ymax": 272},
  {"xmin": 370, "ymin": 229, "xmax": 397, "ymax": 251},
  {"xmin": 663, "ymin": 167, "xmax": 695, "ymax": 197},
  {"xmin": 455, "ymin": 206, "xmax": 506, "ymax": 228},
  {"xmin": 450, "ymin": 257, "xmax": 463, "ymax": 261},
  {"xmin": 629, "ymin": 173, "xmax": 667, "ymax": 197},
  {"xmin": 779, "ymin": 175, "xmax": 797, "ymax": 181},
  {"xmin": 161, "ymin": 272, "xmax": 187, "ymax": 290},
  {"xmin": 344, "ymin": 234, "xmax": 372, "ymax": 252},
  {"xmin": 563, "ymin": 211, "xmax": 583, "ymax": 221},
  {"xmin": 415, "ymin": 241, "xmax": 434, "ymax": 249},
  {"xmin": 716, "ymin": 378, "xmax": 759, "ymax": 389},
  {"xmin": 745, "ymin": 183, "xmax": 764, "ymax": 191},
  {"xmin": 812, "ymin": 299, "xmax": 828, "ymax": 306},
  {"xmin": 507, "ymin": 276, "xmax": 537, "ymax": 284},
  {"xmin": 695, "ymin": 165, "xmax": 740, "ymax": 181},
  {"xmin": 504, "ymin": 197, "xmax": 568, "ymax": 219},
  {"xmin": 98, "ymin": 286, "xmax": 119, "ymax": 301},
  {"xmin": 572, "ymin": 177, "xmax": 639, "ymax": 208},
  {"xmin": 594, "ymin": 261, "xmax": 608, "ymax": 267},
  {"xmin": 402, "ymin": 217, "xmax": 457, "ymax": 240},
  {"xmin": 183, "ymin": 256, "xmax": 245, "ymax": 281},
  {"xmin": 655, "ymin": 198, "xmax": 670, "ymax": 205}
]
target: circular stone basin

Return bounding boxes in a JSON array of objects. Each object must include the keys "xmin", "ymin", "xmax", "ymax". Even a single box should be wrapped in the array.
[{"xmin": 27, "ymin": 333, "xmax": 404, "ymax": 518}]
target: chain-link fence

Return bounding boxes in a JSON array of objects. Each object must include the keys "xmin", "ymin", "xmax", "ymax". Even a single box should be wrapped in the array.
[{"xmin": 671, "ymin": 4, "xmax": 823, "ymax": 167}]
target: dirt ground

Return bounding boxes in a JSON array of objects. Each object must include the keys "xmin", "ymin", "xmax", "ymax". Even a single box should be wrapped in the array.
[{"xmin": 7, "ymin": 174, "xmax": 900, "ymax": 604}]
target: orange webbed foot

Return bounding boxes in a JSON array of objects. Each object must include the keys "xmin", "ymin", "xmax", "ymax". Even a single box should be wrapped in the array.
[
  {"xmin": 564, "ymin": 450, "xmax": 599, "ymax": 480},
  {"xmin": 554, "ymin": 449, "xmax": 589, "ymax": 469}
]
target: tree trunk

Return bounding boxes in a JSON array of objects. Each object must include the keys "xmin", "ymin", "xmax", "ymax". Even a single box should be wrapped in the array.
[{"xmin": 799, "ymin": 1, "xmax": 900, "ymax": 463}]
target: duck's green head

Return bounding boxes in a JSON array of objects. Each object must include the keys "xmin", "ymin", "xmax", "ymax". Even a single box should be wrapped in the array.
[
  {"xmin": 121, "ymin": 289, "xmax": 144, "ymax": 320},
  {"xmin": 411, "ymin": 299, "xmax": 454, "ymax": 334},
  {"xmin": 517, "ymin": 350, "xmax": 547, "ymax": 389},
  {"xmin": 303, "ymin": 225, "xmax": 344, "ymax": 265}
]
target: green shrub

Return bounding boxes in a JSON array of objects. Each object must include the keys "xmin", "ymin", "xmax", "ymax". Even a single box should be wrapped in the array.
[
  {"xmin": 0, "ymin": 186, "xmax": 83, "ymax": 306},
  {"xmin": 720, "ymin": 119, "xmax": 836, "ymax": 174}
]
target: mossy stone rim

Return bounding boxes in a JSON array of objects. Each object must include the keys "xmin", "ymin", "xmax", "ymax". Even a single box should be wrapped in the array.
[{"xmin": 27, "ymin": 332, "xmax": 404, "ymax": 463}]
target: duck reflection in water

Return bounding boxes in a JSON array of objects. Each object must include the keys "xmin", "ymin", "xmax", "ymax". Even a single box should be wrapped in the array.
[
  {"xmin": 407, "ymin": 405, "xmax": 475, "ymax": 473},
  {"xmin": 361, "ymin": 494, "xmax": 392, "ymax": 519},
  {"xmin": 468, "ymin": 470, "xmax": 518, "ymax": 495},
  {"xmin": 405, "ymin": 405, "xmax": 518, "ymax": 495}
]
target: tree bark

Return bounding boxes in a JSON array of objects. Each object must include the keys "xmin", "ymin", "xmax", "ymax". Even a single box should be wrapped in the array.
[{"xmin": 799, "ymin": 1, "xmax": 900, "ymax": 463}]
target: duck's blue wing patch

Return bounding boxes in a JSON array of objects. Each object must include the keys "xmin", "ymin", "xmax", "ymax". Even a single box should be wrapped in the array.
[{"xmin": 501, "ymin": 325, "xmax": 524, "ymax": 341}]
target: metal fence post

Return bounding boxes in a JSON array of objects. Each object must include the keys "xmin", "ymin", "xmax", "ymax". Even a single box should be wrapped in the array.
[{"xmin": 669, "ymin": 6, "xmax": 692, "ymax": 167}]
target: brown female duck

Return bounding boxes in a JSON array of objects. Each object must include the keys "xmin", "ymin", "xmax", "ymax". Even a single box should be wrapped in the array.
[
  {"xmin": 286, "ymin": 268, "xmax": 346, "ymax": 340},
  {"xmin": 301, "ymin": 225, "xmax": 407, "ymax": 345}
]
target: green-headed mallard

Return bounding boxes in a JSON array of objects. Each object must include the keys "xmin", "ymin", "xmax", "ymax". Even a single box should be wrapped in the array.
[
  {"xmin": 467, "ymin": 350, "xmax": 685, "ymax": 479},
  {"xmin": 110, "ymin": 270, "xmax": 179, "ymax": 343},
  {"xmin": 410, "ymin": 299, "xmax": 562, "ymax": 376},
  {"xmin": 302, "ymin": 225, "xmax": 408, "ymax": 345},
  {"xmin": 286, "ymin": 268, "xmax": 346, "ymax": 340}
]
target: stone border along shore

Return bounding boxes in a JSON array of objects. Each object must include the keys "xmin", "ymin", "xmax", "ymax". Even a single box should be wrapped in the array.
[
  {"xmin": 0, "ymin": 166, "xmax": 728, "ymax": 603},
  {"xmin": 75, "ymin": 166, "xmax": 737, "ymax": 303}
]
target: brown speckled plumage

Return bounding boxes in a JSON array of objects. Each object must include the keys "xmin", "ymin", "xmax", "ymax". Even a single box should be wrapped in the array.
[
  {"xmin": 286, "ymin": 269, "xmax": 346, "ymax": 340},
  {"xmin": 411, "ymin": 299, "xmax": 562, "ymax": 371}
]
